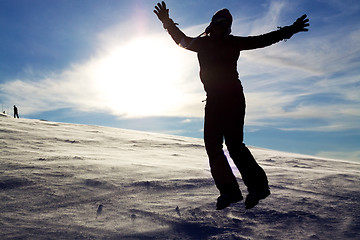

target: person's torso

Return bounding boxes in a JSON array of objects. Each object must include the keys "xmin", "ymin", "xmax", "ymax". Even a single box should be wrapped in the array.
[{"xmin": 196, "ymin": 36, "xmax": 242, "ymax": 95}]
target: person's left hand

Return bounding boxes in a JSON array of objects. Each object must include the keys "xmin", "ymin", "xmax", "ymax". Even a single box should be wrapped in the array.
[{"xmin": 292, "ymin": 14, "xmax": 310, "ymax": 33}]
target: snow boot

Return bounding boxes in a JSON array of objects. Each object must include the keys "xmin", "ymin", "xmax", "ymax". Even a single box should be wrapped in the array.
[
  {"xmin": 245, "ymin": 188, "xmax": 271, "ymax": 209},
  {"xmin": 216, "ymin": 191, "xmax": 243, "ymax": 210}
]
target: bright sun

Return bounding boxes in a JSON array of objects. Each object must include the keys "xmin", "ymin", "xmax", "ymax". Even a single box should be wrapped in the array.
[{"xmin": 92, "ymin": 36, "xmax": 192, "ymax": 118}]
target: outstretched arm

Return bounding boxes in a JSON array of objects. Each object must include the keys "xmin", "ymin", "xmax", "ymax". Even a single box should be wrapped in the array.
[
  {"xmin": 154, "ymin": 2, "xmax": 197, "ymax": 50},
  {"xmin": 240, "ymin": 14, "xmax": 310, "ymax": 50}
]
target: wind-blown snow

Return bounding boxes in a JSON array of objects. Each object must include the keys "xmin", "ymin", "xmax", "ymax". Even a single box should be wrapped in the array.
[{"xmin": 1, "ymin": 115, "xmax": 359, "ymax": 239}]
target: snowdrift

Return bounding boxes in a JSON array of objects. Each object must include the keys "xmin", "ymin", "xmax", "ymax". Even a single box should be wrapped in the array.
[{"xmin": 0, "ymin": 117, "xmax": 359, "ymax": 239}]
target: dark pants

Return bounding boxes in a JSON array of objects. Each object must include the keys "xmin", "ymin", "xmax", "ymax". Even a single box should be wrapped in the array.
[{"xmin": 204, "ymin": 91, "xmax": 268, "ymax": 195}]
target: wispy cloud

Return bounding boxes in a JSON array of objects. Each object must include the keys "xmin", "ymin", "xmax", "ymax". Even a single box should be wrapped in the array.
[
  {"xmin": 0, "ymin": 0, "xmax": 359, "ymax": 136},
  {"xmin": 233, "ymin": 0, "xmax": 360, "ymax": 133},
  {"xmin": 0, "ymin": 23, "xmax": 205, "ymax": 118}
]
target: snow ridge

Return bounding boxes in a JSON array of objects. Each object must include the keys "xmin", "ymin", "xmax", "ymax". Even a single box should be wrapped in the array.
[{"xmin": 0, "ymin": 117, "xmax": 359, "ymax": 239}]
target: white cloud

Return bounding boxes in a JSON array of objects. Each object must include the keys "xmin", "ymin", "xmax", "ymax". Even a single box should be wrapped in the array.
[
  {"xmin": 0, "ymin": 24, "xmax": 206, "ymax": 118},
  {"xmin": 248, "ymin": 0, "xmax": 288, "ymax": 34},
  {"xmin": 233, "ymin": 0, "xmax": 360, "ymax": 132},
  {"xmin": 1, "ymin": 0, "xmax": 359, "ymax": 134}
]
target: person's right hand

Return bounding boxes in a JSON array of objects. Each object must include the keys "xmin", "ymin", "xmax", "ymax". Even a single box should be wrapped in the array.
[{"xmin": 154, "ymin": 1, "xmax": 170, "ymax": 23}]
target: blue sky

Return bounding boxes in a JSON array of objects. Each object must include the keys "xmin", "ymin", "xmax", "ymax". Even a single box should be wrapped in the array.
[{"xmin": 1, "ymin": 0, "xmax": 359, "ymax": 162}]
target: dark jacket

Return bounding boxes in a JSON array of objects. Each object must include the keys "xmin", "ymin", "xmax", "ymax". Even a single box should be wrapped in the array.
[{"xmin": 165, "ymin": 25, "xmax": 289, "ymax": 96}]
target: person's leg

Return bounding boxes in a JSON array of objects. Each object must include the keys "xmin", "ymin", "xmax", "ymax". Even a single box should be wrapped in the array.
[
  {"xmin": 223, "ymin": 94, "xmax": 270, "ymax": 208},
  {"xmin": 226, "ymin": 141, "xmax": 269, "ymax": 192},
  {"xmin": 204, "ymin": 101, "xmax": 239, "ymax": 194},
  {"xmin": 204, "ymin": 100, "xmax": 242, "ymax": 209}
]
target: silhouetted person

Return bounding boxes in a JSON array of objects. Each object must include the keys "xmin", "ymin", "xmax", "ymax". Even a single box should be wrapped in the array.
[
  {"xmin": 14, "ymin": 105, "xmax": 19, "ymax": 118},
  {"xmin": 154, "ymin": 2, "xmax": 309, "ymax": 210}
]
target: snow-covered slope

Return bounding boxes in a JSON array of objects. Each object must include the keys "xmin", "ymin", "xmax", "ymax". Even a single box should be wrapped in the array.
[{"xmin": 1, "ymin": 117, "xmax": 359, "ymax": 239}]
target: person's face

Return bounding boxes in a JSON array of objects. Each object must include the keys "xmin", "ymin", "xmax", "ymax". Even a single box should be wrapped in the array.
[{"xmin": 210, "ymin": 20, "xmax": 231, "ymax": 37}]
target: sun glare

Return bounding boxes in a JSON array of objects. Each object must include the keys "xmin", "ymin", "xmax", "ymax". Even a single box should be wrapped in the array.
[{"xmin": 93, "ymin": 36, "xmax": 188, "ymax": 117}]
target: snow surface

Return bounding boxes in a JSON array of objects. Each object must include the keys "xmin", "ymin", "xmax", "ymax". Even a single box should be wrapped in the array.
[{"xmin": 1, "ymin": 116, "xmax": 359, "ymax": 239}]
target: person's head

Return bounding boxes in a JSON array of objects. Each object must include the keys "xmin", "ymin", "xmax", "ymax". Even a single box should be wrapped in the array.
[{"xmin": 205, "ymin": 8, "xmax": 233, "ymax": 37}]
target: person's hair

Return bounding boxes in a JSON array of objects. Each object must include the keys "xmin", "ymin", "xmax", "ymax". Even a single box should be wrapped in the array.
[{"xmin": 205, "ymin": 9, "xmax": 233, "ymax": 35}]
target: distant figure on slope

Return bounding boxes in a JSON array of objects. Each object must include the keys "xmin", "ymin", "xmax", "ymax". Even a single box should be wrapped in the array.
[
  {"xmin": 154, "ymin": 2, "xmax": 309, "ymax": 210},
  {"xmin": 14, "ymin": 105, "xmax": 19, "ymax": 119}
]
